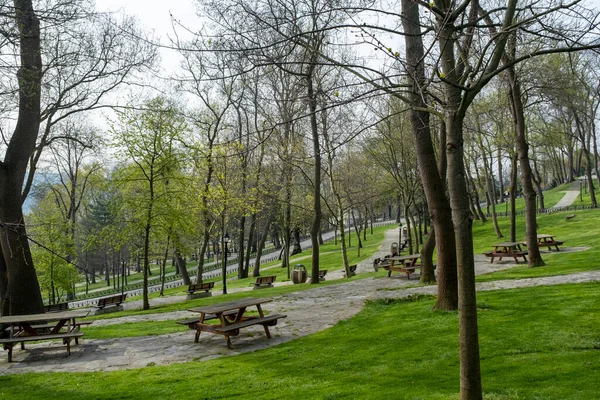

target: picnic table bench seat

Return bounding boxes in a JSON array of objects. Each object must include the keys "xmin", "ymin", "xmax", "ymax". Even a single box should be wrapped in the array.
[
  {"xmin": 484, "ymin": 250, "xmax": 528, "ymax": 263},
  {"xmin": 534, "ymin": 240, "xmax": 564, "ymax": 251},
  {"xmin": 26, "ymin": 320, "xmax": 92, "ymax": 332},
  {"xmin": 0, "ymin": 332, "xmax": 84, "ymax": 362},
  {"xmin": 214, "ymin": 313, "xmax": 287, "ymax": 334},
  {"xmin": 213, "ymin": 313, "xmax": 287, "ymax": 348},
  {"xmin": 252, "ymin": 275, "xmax": 276, "ymax": 289},
  {"xmin": 385, "ymin": 264, "xmax": 420, "ymax": 279}
]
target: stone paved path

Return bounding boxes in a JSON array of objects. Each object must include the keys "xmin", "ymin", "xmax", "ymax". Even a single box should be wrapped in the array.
[{"xmin": 1, "ymin": 228, "xmax": 597, "ymax": 375}]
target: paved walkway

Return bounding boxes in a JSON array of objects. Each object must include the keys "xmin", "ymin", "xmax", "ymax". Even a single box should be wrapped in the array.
[
  {"xmin": 1, "ymin": 226, "xmax": 597, "ymax": 375},
  {"xmin": 551, "ymin": 180, "xmax": 581, "ymax": 208}
]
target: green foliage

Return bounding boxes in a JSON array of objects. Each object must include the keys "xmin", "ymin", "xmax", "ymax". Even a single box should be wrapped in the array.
[{"xmin": 28, "ymin": 194, "xmax": 79, "ymax": 302}]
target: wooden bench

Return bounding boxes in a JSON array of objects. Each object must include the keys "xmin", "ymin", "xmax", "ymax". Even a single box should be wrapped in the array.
[
  {"xmin": 176, "ymin": 310, "xmax": 239, "ymax": 329},
  {"xmin": 184, "ymin": 282, "xmax": 214, "ymax": 299},
  {"xmin": 43, "ymin": 302, "xmax": 69, "ymax": 313},
  {"xmin": 95, "ymin": 293, "xmax": 127, "ymax": 310},
  {"xmin": 252, "ymin": 275, "xmax": 276, "ymax": 289},
  {"xmin": 214, "ymin": 314, "xmax": 287, "ymax": 348},
  {"xmin": 343, "ymin": 264, "xmax": 357, "ymax": 278},
  {"xmin": 484, "ymin": 251, "xmax": 528, "ymax": 264},
  {"xmin": 0, "ymin": 332, "xmax": 84, "ymax": 362},
  {"xmin": 185, "ymin": 282, "xmax": 214, "ymax": 294}
]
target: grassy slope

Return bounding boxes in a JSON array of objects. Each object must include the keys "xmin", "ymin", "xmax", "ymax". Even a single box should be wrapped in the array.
[
  {"xmin": 473, "ymin": 208, "xmax": 599, "ymax": 281},
  {"xmin": 1, "ymin": 283, "xmax": 598, "ymax": 399},
  {"xmin": 4, "ymin": 187, "xmax": 600, "ymax": 399}
]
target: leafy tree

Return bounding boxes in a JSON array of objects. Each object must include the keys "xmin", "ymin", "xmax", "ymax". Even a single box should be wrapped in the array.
[
  {"xmin": 28, "ymin": 194, "xmax": 78, "ymax": 304},
  {"xmin": 112, "ymin": 97, "xmax": 187, "ymax": 310}
]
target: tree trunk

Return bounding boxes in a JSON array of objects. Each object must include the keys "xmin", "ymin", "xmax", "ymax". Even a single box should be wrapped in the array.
[
  {"xmin": 532, "ymin": 159, "xmax": 545, "ymax": 210},
  {"xmin": 0, "ymin": 0, "xmax": 45, "ymax": 316},
  {"xmin": 437, "ymin": 8, "xmax": 482, "ymax": 395},
  {"xmin": 237, "ymin": 215, "xmax": 247, "ymax": 278},
  {"xmin": 289, "ymin": 227, "xmax": 300, "ymax": 255},
  {"xmin": 307, "ymin": 66, "xmax": 322, "ymax": 285},
  {"xmin": 253, "ymin": 220, "xmax": 271, "ymax": 277},
  {"xmin": 175, "ymin": 250, "xmax": 190, "ymax": 285},
  {"xmin": 351, "ymin": 210, "xmax": 362, "ymax": 257},
  {"xmin": 507, "ymin": 65, "xmax": 544, "ymax": 267},
  {"xmin": 419, "ymin": 225, "xmax": 436, "ymax": 283},
  {"xmin": 159, "ymin": 232, "xmax": 171, "ymax": 297},
  {"xmin": 244, "ymin": 213, "xmax": 257, "ymax": 277},
  {"xmin": 482, "ymin": 148, "xmax": 502, "ymax": 238},
  {"xmin": 338, "ymin": 208, "xmax": 351, "ymax": 278},
  {"xmin": 402, "ymin": 0, "xmax": 457, "ymax": 310}
]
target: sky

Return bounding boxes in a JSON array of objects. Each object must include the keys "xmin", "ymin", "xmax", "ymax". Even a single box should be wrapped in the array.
[{"xmin": 95, "ymin": 0, "xmax": 199, "ymax": 40}]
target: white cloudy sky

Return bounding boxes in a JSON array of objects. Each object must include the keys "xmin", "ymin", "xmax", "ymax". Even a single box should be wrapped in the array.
[{"xmin": 95, "ymin": 0, "xmax": 199, "ymax": 38}]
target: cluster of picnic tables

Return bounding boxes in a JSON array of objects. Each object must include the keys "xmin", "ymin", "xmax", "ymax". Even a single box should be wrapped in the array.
[
  {"xmin": 0, "ymin": 279, "xmax": 286, "ymax": 362},
  {"xmin": 0, "ymin": 233, "xmax": 566, "ymax": 363},
  {"xmin": 485, "ymin": 234, "xmax": 564, "ymax": 264}
]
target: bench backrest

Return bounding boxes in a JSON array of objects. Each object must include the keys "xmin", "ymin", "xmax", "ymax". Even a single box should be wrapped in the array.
[
  {"xmin": 44, "ymin": 302, "xmax": 69, "ymax": 313},
  {"xmin": 98, "ymin": 293, "xmax": 127, "ymax": 306},
  {"xmin": 189, "ymin": 282, "xmax": 214, "ymax": 291},
  {"xmin": 257, "ymin": 276, "xmax": 276, "ymax": 284}
]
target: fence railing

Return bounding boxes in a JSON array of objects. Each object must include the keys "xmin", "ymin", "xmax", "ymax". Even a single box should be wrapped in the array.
[{"xmin": 485, "ymin": 203, "xmax": 597, "ymax": 218}]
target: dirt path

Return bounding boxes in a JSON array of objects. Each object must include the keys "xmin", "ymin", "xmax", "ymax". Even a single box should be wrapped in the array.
[{"xmin": 1, "ymin": 231, "xmax": 597, "ymax": 375}]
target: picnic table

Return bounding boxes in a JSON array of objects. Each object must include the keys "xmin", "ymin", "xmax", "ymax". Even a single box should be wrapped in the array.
[
  {"xmin": 382, "ymin": 254, "xmax": 421, "ymax": 279},
  {"xmin": 186, "ymin": 297, "xmax": 286, "ymax": 349},
  {"xmin": 0, "ymin": 309, "xmax": 90, "ymax": 362},
  {"xmin": 485, "ymin": 242, "xmax": 528, "ymax": 264},
  {"xmin": 535, "ymin": 234, "xmax": 564, "ymax": 251}
]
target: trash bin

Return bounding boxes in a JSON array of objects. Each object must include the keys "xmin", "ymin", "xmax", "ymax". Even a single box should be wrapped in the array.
[
  {"xmin": 391, "ymin": 242, "xmax": 399, "ymax": 256},
  {"xmin": 292, "ymin": 264, "xmax": 307, "ymax": 284}
]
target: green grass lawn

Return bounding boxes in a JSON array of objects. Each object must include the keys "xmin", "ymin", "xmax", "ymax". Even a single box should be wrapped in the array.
[
  {"xmin": 1, "ymin": 283, "xmax": 598, "ymax": 399},
  {"xmin": 6, "ymin": 192, "xmax": 600, "ymax": 399},
  {"xmin": 473, "ymin": 208, "xmax": 600, "ymax": 281}
]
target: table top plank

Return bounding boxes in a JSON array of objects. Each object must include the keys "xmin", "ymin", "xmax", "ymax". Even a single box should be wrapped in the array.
[
  {"xmin": 0, "ymin": 310, "xmax": 90, "ymax": 324},
  {"xmin": 389, "ymin": 254, "xmax": 421, "ymax": 262},
  {"xmin": 493, "ymin": 242, "xmax": 522, "ymax": 248},
  {"xmin": 537, "ymin": 234, "xmax": 554, "ymax": 239},
  {"xmin": 188, "ymin": 298, "xmax": 272, "ymax": 315}
]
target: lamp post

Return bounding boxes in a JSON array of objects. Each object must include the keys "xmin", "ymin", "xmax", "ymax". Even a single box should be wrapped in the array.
[{"xmin": 222, "ymin": 233, "xmax": 231, "ymax": 294}]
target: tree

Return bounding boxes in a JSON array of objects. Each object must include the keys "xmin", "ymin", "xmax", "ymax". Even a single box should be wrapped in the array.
[
  {"xmin": 0, "ymin": 0, "xmax": 45, "ymax": 316},
  {"xmin": 113, "ymin": 97, "xmax": 186, "ymax": 310},
  {"xmin": 28, "ymin": 193, "xmax": 79, "ymax": 304}
]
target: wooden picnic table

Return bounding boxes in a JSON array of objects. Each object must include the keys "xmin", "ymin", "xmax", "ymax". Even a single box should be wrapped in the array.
[
  {"xmin": 0, "ymin": 309, "xmax": 90, "ymax": 362},
  {"xmin": 383, "ymin": 254, "xmax": 421, "ymax": 279},
  {"xmin": 535, "ymin": 234, "xmax": 564, "ymax": 251},
  {"xmin": 186, "ymin": 297, "xmax": 286, "ymax": 349},
  {"xmin": 485, "ymin": 242, "xmax": 528, "ymax": 264}
]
